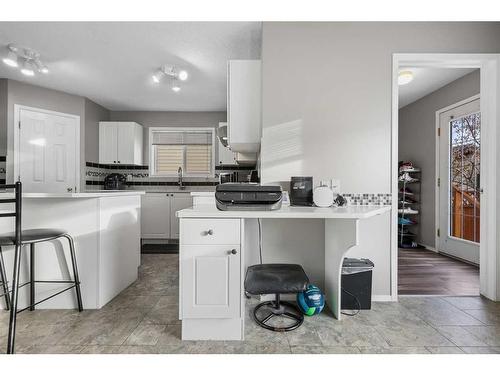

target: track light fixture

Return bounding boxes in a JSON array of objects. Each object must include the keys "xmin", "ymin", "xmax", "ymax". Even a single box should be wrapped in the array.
[
  {"xmin": 2, "ymin": 43, "xmax": 49, "ymax": 76},
  {"xmin": 151, "ymin": 65, "xmax": 188, "ymax": 92}
]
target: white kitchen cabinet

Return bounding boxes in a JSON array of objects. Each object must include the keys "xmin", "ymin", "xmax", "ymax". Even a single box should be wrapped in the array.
[
  {"xmin": 99, "ymin": 122, "xmax": 143, "ymax": 165},
  {"xmin": 181, "ymin": 244, "xmax": 241, "ymax": 319},
  {"xmin": 227, "ymin": 60, "xmax": 261, "ymax": 153},
  {"xmin": 141, "ymin": 192, "xmax": 192, "ymax": 240},
  {"xmin": 141, "ymin": 193, "xmax": 171, "ymax": 239},
  {"xmin": 170, "ymin": 193, "xmax": 193, "ymax": 239}
]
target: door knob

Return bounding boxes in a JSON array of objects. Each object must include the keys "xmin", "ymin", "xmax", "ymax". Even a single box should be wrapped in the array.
[{"xmin": 229, "ymin": 249, "xmax": 237, "ymax": 255}]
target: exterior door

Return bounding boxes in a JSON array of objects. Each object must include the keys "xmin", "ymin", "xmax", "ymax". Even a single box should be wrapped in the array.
[
  {"xmin": 438, "ymin": 97, "xmax": 480, "ymax": 264},
  {"xmin": 181, "ymin": 244, "xmax": 241, "ymax": 318},
  {"xmin": 19, "ymin": 108, "xmax": 79, "ymax": 193}
]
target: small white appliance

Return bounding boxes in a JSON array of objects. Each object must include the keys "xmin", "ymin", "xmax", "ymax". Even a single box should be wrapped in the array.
[{"xmin": 313, "ymin": 181, "xmax": 334, "ymax": 207}]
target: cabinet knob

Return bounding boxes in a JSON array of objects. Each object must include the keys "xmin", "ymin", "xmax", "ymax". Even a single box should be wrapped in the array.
[
  {"xmin": 229, "ymin": 249, "xmax": 237, "ymax": 255},
  {"xmin": 203, "ymin": 229, "xmax": 213, "ymax": 236}
]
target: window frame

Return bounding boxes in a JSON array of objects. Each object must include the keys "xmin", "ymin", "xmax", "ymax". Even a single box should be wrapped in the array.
[{"xmin": 148, "ymin": 127, "xmax": 216, "ymax": 178}]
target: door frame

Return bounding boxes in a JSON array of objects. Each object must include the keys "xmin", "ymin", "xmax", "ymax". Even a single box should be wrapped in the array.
[
  {"xmin": 12, "ymin": 104, "xmax": 81, "ymax": 191},
  {"xmin": 391, "ymin": 53, "xmax": 500, "ymax": 301},
  {"xmin": 435, "ymin": 94, "xmax": 481, "ymax": 263}
]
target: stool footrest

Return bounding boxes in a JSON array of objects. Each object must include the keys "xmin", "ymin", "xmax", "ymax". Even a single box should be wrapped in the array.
[{"xmin": 15, "ymin": 284, "xmax": 78, "ymax": 314}]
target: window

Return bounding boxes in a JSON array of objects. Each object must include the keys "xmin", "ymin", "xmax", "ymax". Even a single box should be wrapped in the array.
[{"xmin": 149, "ymin": 128, "xmax": 215, "ymax": 177}]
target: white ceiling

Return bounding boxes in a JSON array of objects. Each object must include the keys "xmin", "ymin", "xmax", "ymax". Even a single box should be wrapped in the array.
[
  {"xmin": 398, "ymin": 67, "xmax": 477, "ymax": 108},
  {"xmin": 0, "ymin": 22, "xmax": 262, "ymax": 111}
]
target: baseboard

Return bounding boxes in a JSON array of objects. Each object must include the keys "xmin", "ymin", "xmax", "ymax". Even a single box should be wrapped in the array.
[
  {"xmin": 259, "ymin": 294, "xmax": 395, "ymax": 303},
  {"xmin": 419, "ymin": 243, "xmax": 437, "ymax": 252},
  {"xmin": 372, "ymin": 295, "xmax": 393, "ymax": 302}
]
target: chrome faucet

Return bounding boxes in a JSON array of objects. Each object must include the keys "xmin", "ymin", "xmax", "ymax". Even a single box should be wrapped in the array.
[{"xmin": 178, "ymin": 166, "xmax": 185, "ymax": 190}]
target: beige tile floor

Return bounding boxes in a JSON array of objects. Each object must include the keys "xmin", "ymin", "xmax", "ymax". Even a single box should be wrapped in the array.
[{"xmin": 1, "ymin": 253, "xmax": 499, "ymax": 354}]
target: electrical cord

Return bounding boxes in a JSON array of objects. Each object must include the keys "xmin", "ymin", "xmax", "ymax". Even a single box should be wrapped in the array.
[{"xmin": 341, "ymin": 287, "xmax": 361, "ymax": 316}]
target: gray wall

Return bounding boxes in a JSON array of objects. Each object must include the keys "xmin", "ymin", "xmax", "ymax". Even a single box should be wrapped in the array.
[
  {"xmin": 5, "ymin": 79, "xmax": 87, "ymax": 189},
  {"xmin": 85, "ymin": 98, "xmax": 110, "ymax": 163},
  {"xmin": 0, "ymin": 79, "xmax": 7, "ymax": 156},
  {"xmin": 399, "ymin": 70, "xmax": 480, "ymax": 249},
  {"xmin": 260, "ymin": 22, "xmax": 500, "ymax": 298},
  {"xmin": 110, "ymin": 111, "xmax": 227, "ymax": 163}
]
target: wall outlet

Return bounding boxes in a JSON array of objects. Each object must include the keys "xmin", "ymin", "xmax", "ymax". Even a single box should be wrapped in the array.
[{"xmin": 330, "ymin": 179, "xmax": 340, "ymax": 194}]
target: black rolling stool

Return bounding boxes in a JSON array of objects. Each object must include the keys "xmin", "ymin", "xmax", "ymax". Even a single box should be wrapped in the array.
[
  {"xmin": 244, "ymin": 264, "xmax": 309, "ymax": 332},
  {"xmin": 0, "ymin": 182, "xmax": 83, "ymax": 354}
]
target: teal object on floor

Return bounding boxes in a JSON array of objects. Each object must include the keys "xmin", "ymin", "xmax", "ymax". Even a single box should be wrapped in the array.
[{"xmin": 297, "ymin": 284, "xmax": 325, "ymax": 316}]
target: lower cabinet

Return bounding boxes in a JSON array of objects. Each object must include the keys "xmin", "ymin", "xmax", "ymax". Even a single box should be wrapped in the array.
[
  {"xmin": 179, "ymin": 218, "xmax": 244, "ymax": 340},
  {"xmin": 181, "ymin": 244, "xmax": 241, "ymax": 318},
  {"xmin": 141, "ymin": 192, "xmax": 192, "ymax": 240}
]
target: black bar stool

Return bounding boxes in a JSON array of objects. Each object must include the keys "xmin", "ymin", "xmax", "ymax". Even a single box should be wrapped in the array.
[
  {"xmin": 0, "ymin": 182, "xmax": 83, "ymax": 354},
  {"xmin": 244, "ymin": 263, "xmax": 309, "ymax": 332}
]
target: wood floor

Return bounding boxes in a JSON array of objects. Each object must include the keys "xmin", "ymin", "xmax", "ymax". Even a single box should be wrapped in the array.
[{"xmin": 398, "ymin": 248, "xmax": 479, "ymax": 296}]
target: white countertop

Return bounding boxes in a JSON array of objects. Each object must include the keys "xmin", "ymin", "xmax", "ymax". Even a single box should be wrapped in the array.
[
  {"xmin": 177, "ymin": 205, "xmax": 390, "ymax": 219},
  {"xmin": 1, "ymin": 190, "xmax": 146, "ymax": 199}
]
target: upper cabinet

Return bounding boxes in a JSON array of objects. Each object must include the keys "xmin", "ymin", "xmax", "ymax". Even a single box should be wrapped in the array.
[
  {"xmin": 227, "ymin": 60, "xmax": 261, "ymax": 153},
  {"xmin": 99, "ymin": 122, "xmax": 143, "ymax": 165}
]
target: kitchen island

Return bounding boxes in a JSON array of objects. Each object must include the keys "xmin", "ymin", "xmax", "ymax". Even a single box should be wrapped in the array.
[{"xmin": 0, "ymin": 190, "xmax": 145, "ymax": 310}]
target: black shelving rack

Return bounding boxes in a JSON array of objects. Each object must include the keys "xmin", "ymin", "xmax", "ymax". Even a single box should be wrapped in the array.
[{"xmin": 398, "ymin": 165, "xmax": 421, "ymax": 248}]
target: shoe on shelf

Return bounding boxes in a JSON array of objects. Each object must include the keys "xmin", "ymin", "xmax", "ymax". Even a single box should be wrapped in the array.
[
  {"xmin": 399, "ymin": 197, "xmax": 417, "ymax": 205},
  {"xmin": 399, "ymin": 187, "xmax": 415, "ymax": 196},
  {"xmin": 399, "ymin": 161, "xmax": 420, "ymax": 173},
  {"xmin": 399, "ymin": 217, "xmax": 417, "ymax": 225},
  {"xmin": 398, "ymin": 229, "xmax": 416, "ymax": 236},
  {"xmin": 398, "ymin": 207, "xmax": 419, "ymax": 214},
  {"xmin": 398, "ymin": 172, "xmax": 419, "ymax": 183}
]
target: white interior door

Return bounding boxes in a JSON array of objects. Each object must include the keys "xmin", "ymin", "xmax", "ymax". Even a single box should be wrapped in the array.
[
  {"xmin": 18, "ymin": 108, "xmax": 79, "ymax": 193},
  {"xmin": 438, "ymin": 98, "xmax": 480, "ymax": 264}
]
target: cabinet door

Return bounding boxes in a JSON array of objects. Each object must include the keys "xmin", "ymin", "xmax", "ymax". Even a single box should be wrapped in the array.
[
  {"xmin": 181, "ymin": 244, "xmax": 241, "ymax": 318},
  {"xmin": 117, "ymin": 122, "xmax": 136, "ymax": 165},
  {"xmin": 170, "ymin": 194, "xmax": 192, "ymax": 239},
  {"xmin": 141, "ymin": 193, "xmax": 171, "ymax": 238},
  {"xmin": 99, "ymin": 122, "xmax": 118, "ymax": 164},
  {"xmin": 227, "ymin": 60, "xmax": 261, "ymax": 153}
]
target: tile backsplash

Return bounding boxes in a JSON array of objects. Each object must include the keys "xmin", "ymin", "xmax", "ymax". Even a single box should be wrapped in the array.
[
  {"xmin": 85, "ymin": 162, "xmax": 255, "ymax": 191},
  {"xmin": 0, "ymin": 156, "xmax": 6, "ymax": 185},
  {"xmin": 342, "ymin": 193, "xmax": 392, "ymax": 206}
]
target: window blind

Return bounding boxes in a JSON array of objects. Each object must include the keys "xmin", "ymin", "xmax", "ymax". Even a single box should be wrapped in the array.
[{"xmin": 150, "ymin": 129, "xmax": 213, "ymax": 176}]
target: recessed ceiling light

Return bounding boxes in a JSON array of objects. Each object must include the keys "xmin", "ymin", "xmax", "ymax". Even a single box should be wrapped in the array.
[
  {"xmin": 34, "ymin": 60, "xmax": 49, "ymax": 74},
  {"xmin": 398, "ymin": 70, "xmax": 414, "ymax": 85},
  {"xmin": 20, "ymin": 60, "xmax": 35, "ymax": 76},
  {"xmin": 178, "ymin": 70, "xmax": 188, "ymax": 81}
]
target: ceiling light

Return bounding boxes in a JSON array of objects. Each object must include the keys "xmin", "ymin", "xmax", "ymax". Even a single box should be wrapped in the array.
[
  {"xmin": 398, "ymin": 70, "xmax": 414, "ymax": 85},
  {"xmin": 152, "ymin": 65, "xmax": 188, "ymax": 90},
  {"xmin": 34, "ymin": 60, "xmax": 49, "ymax": 74},
  {"xmin": 171, "ymin": 80, "xmax": 181, "ymax": 92},
  {"xmin": 2, "ymin": 43, "xmax": 49, "ymax": 77},
  {"xmin": 178, "ymin": 70, "xmax": 188, "ymax": 81},
  {"xmin": 2, "ymin": 49, "xmax": 18, "ymax": 67},
  {"xmin": 20, "ymin": 60, "xmax": 35, "ymax": 76}
]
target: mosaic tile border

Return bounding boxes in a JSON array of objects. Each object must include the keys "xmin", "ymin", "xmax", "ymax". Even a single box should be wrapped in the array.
[{"xmin": 343, "ymin": 193, "xmax": 392, "ymax": 206}]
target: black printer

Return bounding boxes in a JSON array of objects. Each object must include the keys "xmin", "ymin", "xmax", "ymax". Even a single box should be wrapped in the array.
[{"xmin": 215, "ymin": 183, "xmax": 283, "ymax": 211}]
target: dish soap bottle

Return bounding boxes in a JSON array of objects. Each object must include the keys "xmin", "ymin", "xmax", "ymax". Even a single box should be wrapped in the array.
[{"xmin": 313, "ymin": 181, "xmax": 334, "ymax": 207}]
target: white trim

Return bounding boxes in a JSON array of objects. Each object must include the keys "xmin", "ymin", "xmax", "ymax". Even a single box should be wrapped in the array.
[
  {"xmin": 435, "ymin": 94, "xmax": 481, "ymax": 257},
  {"xmin": 12, "ymin": 104, "xmax": 81, "ymax": 192},
  {"xmin": 392, "ymin": 53, "xmax": 499, "ymax": 302},
  {"xmin": 148, "ymin": 126, "xmax": 216, "ymax": 178},
  {"xmin": 372, "ymin": 295, "xmax": 393, "ymax": 302}
]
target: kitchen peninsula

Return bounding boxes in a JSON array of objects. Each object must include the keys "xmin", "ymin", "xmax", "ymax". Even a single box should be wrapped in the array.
[{"xmin": 0, "ymin": 190, "xmax": 145, "ymax": 310}]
